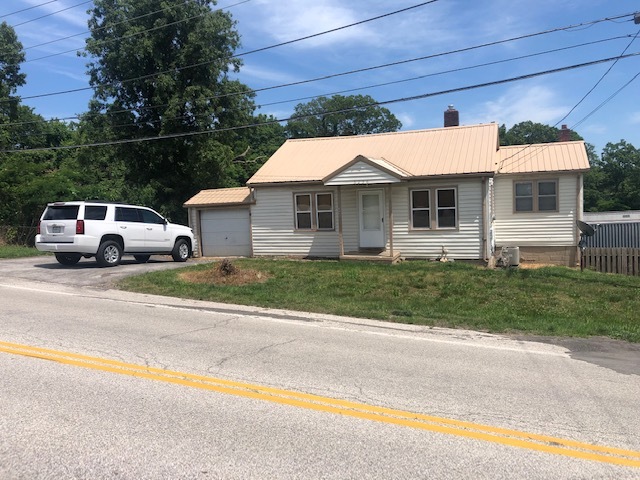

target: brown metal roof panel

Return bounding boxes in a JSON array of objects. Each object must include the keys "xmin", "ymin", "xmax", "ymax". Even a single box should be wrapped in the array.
[
  {"xmin": 497, "ymin": 141, "xmax": 589, "ymax": 174},
  {"xmin": 184, "ymin": 187, "xmax": 252, "ymax": 207}
]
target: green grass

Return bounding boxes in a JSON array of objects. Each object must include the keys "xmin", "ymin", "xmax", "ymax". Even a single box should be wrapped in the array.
[
  {"xmin": 118, "ymin": 259, "xmax": 640, "ymax": 343},
  {"xmin": 0, "ymin": 245, "xmax": 49, "ymax": 259}
]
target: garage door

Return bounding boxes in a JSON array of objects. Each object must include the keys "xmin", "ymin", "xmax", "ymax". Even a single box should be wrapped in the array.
[{"xmin": 200, "ymin": 208, "xmax": 251, "ymax": 257}]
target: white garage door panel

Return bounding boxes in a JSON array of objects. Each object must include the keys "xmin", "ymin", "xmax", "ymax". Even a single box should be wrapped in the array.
[{"xmin": 201, "ymin": 208, "xmax": 251, "ymax": 257}]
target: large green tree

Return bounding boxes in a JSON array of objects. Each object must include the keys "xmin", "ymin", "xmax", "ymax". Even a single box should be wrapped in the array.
[
  {"xmin": 0, "ymin": 22, "xmax": 80, "ymax": 240},
  {"xmin": 584, "ymin": 140, "xmax": 640, "ymax": 211},
  {"xmin": 285, "ymin": 94, "xmax": 402, "ymax": 138},
  {"xmin": 82, "ymin": 0, "xmax": 257, "ymax": 221},
  {"xmin": 499, "ymin": 121, "xmax": 582, "ymax": 146}
]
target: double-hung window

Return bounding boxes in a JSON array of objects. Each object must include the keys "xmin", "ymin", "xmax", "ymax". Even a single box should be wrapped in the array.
[
  {"xmin": 514, "ymin": 180, "xmax": 557, "ymax": 212},
  {"xmin": 411, "ymin": 187, "xmax": 457, "ymax": 229},
  {"xmin": 295, "ymin": 192, "xmax": 334, "ymax": 230}
]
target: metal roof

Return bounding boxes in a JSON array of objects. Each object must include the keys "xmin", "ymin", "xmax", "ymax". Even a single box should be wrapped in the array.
[
  {"xmin": 496, "ymin": 141, "xmax": 590, "ymax": 174},
  {"xmin": 247, "ymin": 124, "xmax": 500, "ymax": 185},
  {"xmin": 183, "ymin": 187, "xmax": 252, "ymax": 207}
]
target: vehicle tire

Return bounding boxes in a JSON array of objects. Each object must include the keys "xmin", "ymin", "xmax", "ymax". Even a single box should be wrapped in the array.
[
  {"xmin": 171, "ymin": 239, "xmax": 189, "ymax": 262},
  {"xmin": 96, "ymin": 240, "xmax": 122, "ymax": 267},
  {"xmin": 134, "ymin": 255, "xmax": 151, "ymax": 263},
  {"xmin": 55, "ymin": 253, "xmax": 81, "ymax": 266}
]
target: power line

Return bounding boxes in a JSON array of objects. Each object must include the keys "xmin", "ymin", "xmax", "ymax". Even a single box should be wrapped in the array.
[
  {"xmin": 0, "ymin": 0, "xmax": 59, "ymax": 20},
  {"xmin": 3, "ymin": 51, "xmax": 639, "ymax": 154},
  {"xmin": 5, "ymin": 11, "xmax": 635, "ymax": 106},
  {"xmin": 498, "ymin": 25, "xmax": 640, "ymax": 174},
  {"xmin": 10, "ymin": 0, "xmax": 92, "ymax": 28},
  {"xmin": 17, "ymin": 0, "xmax": 252, "ymax": 65},
  {"xmin": 2, "ymin": 33, "xmax": 631, "ymax": 132},
  {"xmin": 554, "ymin": 26, "xmax": 640, "ymax": 126}
]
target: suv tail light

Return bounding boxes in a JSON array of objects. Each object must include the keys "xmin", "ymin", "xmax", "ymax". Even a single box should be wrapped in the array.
[
  {"xmin": 37, "ymin": 221, "xmax": 41, "ymax": 235},
  {"xmin": 76, "ymin": 220, "xmax": 85, "ymax": 235}
]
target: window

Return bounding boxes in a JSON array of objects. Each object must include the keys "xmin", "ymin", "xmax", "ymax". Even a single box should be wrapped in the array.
[
  {"xmin": 294, "ymin": 192, "xmax": 334, "ymax": 230},
  {"xmin": 437, "ymin": 188, "xmax": 457, "ymax": 228},
  {"xmin": 411, "ymin": 190, "xmax": 430, "ymax": 229},
  {"xmin": 43, "ymin": 205, "xmax": 79, "ymax": 220},
  {"xmin": 410, "ymin": 188, "xmax": 457, "ymax": 229},
  {"xmin": 514, "ymin": 180, "xmax": 557, "ymax": 212},
  {"xmin": 139, "ymin": 209, "xmax": 165, "ymax": 224},
  {"xmin": 316, "ymin": 193, "xmax": 334, "ymax": 230},
  {"xmin": 115, "ymin": 207, "xmax": 141, "ymax": 222},
  {"xmin": 84, "ymin": 206, "xmax": 107, "ymax": 220}
]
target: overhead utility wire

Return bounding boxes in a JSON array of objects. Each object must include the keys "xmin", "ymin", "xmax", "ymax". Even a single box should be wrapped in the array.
[
  {"xmin": 3, "ymin": 51, "xmax": 639, "ymax": 154},
  {"xmin": 8, "ymin": 0, "xmax": 435, "ymax": 67},
  {"xmin": 5, "ymin": 10, "xmax": 634, "ymax": 107},
  {"xmin": 0, "ymin": 0, "xmax": 198, "ymax": 54},
  {"xmin": 10, "ymin": 0, "xmax": 92, "ymax": 28},
  {"xmin": 16, "ymin": 0, "xmax": 252, "ymax": 65},
  {"xmin": 555, "ymin": 26, "xmax": 640, "ymax": 126},
  {"xmin": 0, "ymin": 0, "xmax": 59, "ymax": 19},
  {"xmin": 2, "ymin": 0, "xmax": 442, "ymax": 103},
  {"xmin": 498, "ymin": 25, "xmax": 640, "ymax": 173},
  {"xmin": 0, "ymin": 33, "xmax": 633, "ymax": 130}
]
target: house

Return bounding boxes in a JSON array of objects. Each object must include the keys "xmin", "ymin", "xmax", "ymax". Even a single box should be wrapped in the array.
[{"xmin": 185, "ymin": 109, "xmax": 590, "ymax": 266}]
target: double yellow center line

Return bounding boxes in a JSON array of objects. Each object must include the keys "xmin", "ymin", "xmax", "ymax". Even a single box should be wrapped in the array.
[{"xmin": 1, "ymin": 340, "xmax": 639, "ymax": 468}]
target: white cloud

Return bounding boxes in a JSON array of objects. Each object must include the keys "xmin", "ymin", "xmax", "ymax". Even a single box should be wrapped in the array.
[
  {"xmin": 469, "ymin": 84, "xmax": 568, "ymax": 127},
  {"xmin": 249, "ymin": 0, "xmax": 374, "ymax": 48},
  {"xmin": 19, "ymin": 0, "xmax": 89, "ymax": 29},
  {"xmin": 396, "ymin": 112, "xmax": 416, "ymax": 129}
]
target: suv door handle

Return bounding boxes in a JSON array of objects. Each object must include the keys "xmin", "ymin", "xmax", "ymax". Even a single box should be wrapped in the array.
[
  {"xmin": 146, "ymin": 227, "xmax": 153, "ymax": 230},
  {"xmin": 120, "ymin": 226, "xmax": 127, "ymax": 229}
]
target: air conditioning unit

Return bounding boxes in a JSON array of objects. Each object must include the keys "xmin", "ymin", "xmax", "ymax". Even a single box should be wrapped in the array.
[{"xmin": 501, "ymin": 246, "xmax": 520, "ymax": 267}]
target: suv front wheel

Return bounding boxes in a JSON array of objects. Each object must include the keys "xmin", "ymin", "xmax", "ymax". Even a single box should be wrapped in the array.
[
  {"xmin": 172, "ymin": 239, "xmax": 189, "ymax": 262},
  {"xmin": 96, "ymin": 240, "xmax": 122, "ymax": 267}
]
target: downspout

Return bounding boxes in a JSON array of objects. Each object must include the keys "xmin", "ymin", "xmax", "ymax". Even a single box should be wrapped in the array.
[
  {"xmin": 482, "ymin": 177, "xmax": 488, "ymax": 261},
  {"xmin": 338, "ymin": 186, "xmax": 344, "ymax": 257},
  {"xmin": 196, "ymin": 208, "xmax": 204, "ymax": 257},
  {"xmin": 387, "ymin": 184, "xmax": 394, "ymax": 257},
  {"xmin": 576, "ymin": 174, "xmax": 583, "ymax": 266}
]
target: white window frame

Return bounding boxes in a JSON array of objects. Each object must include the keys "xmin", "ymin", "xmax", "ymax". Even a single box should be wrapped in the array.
[
  {"xmin": 410, "ymin": 187, "xmax": 457, "ymax": 230},
  {"xmin": 294, "ymin": 192, "xmax": 335, "ymax": 231}
]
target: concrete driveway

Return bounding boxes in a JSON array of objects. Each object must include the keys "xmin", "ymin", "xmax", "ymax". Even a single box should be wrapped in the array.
[{"xmin": 0, "ymin": 255, "xmax": 209, "ymax": 288}]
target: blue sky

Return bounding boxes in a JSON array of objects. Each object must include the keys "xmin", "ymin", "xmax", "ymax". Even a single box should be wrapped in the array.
[{"xmin": 3, "ymin": 0, "xmax": 639, "ymax": 154}]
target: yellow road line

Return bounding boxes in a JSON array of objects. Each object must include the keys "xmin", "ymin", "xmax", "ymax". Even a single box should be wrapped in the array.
[{"xmin": 1, "ymin": 340, "xmax": 639, "ymax": 468}]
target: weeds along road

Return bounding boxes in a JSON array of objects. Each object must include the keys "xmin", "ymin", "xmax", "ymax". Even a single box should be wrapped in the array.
[{"xmin": 0, "ymin": 261, "xmax": 639, "ymax": 478}]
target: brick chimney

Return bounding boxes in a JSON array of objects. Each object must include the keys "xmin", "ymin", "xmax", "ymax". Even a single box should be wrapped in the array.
[
  {"xmin": 444, "ymin": 105, "xmax": 459, "ymax": 127},
  {"xmin": 558, "ymin": 124, "xmax": 572, "ymax": 142}
]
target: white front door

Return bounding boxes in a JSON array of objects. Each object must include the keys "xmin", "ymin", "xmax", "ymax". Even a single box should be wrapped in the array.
[{"xmin": 358, "ymin": 190, "xmax": 385, "ymax": 248}]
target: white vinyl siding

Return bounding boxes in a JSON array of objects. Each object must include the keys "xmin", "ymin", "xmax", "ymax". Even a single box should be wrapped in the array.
[
  {"xmin": 392, "ymin": 180, "xmax": 484, "ymax": 259},
  {"xmin": 251, "ymin": 187, "xmax": 339, "ymax": 257},
  {"xmin": 324, "ymin": 160, "xmax": 402, "ymax": 185},
  {"xmin": 494, "ymin": 174, "xmax": 578, "ymax": 246}
]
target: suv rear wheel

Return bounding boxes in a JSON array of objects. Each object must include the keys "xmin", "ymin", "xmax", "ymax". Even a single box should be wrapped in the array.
[
  {"xmin": 55, "ymin": 253, "xmax": 81, "ymax": 266},
  {"xmin": 96, "ymin": 240, "xmax": 122, "ymax": 267},
  {"xmin": 172, "ymin": 239, "xmax": 189, "ymax": 262}
]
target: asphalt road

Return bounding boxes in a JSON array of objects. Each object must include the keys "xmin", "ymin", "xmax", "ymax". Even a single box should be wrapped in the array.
[{"xmin": 1, "ymin": 257, "xmax": 639, "ymax": 479}]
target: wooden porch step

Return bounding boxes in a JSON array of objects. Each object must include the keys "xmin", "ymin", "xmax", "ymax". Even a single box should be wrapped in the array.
[{"xmin": 339, "ymin": 250, "xmax": 402, "ymax": 264}]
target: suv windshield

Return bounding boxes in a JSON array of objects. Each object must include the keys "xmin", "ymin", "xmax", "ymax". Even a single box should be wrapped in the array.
[{"xmin": 43, "ymin": 205, "xmax": 80, "ymax": 220}]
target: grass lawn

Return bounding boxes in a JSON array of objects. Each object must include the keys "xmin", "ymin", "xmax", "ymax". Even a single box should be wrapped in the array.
[
  {"xmin": 0, "ymin": 245, "xmax": 49, "ymax": 259},
  {"xmin": 118, "ymin": 259, "xmax": 640, "ymax": 343}
]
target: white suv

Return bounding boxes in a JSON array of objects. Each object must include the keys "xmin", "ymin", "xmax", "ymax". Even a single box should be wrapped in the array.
[{"xmin": 36, "ymin": 201, "xmax": 195, "ymax": 267}]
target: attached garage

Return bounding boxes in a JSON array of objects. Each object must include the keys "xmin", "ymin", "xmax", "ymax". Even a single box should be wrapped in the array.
[
  {"xmin": 184, "ymin": 187, "xmax": 254, "ymax": 258},
  {"xmin": 200, "ymin": 208, "xmax": 251, "ymax": 257}
]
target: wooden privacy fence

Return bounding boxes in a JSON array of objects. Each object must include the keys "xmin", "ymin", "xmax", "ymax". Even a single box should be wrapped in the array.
[{"xmin": 582, "ymin": 248, "xmax": 640, "ymax": 276}]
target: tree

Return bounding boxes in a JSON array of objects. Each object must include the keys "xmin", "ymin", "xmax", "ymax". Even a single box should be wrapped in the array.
[
  {"xmin": 499, "ymin": 121, "xmax": 582, "ymax": 146},
  {"xmin": 584, "ymin": 140, "xmax": 640, "ymax": 211},
  {"xmin": 285, "ymin": 95, "xmax": 402, "ymax": 138},
  {"xmin": 83, "ymin": 0, "xmax": 257, "ymax": 221}
]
